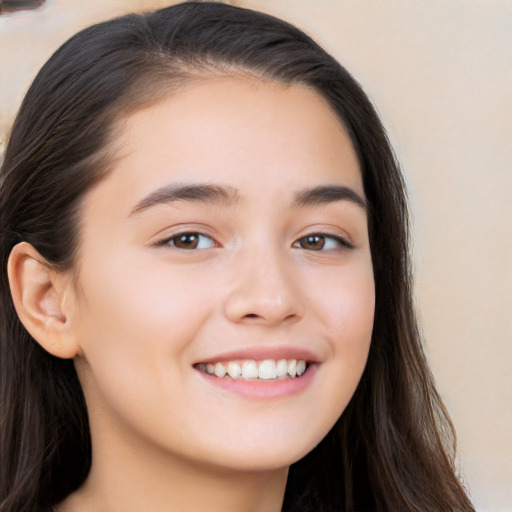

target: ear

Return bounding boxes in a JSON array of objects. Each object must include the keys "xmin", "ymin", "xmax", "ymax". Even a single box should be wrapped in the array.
[{"xmin": 7, "ymin": 242, "xmax": 80, "ymax": 359}]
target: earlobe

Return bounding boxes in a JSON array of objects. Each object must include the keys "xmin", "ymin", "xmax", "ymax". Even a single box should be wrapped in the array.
[{"xmin": 7, "ymin": 242, "xmax": 80, "ymax": 359}]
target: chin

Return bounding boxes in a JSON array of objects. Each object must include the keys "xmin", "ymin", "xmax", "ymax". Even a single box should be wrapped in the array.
[{"xmin": 196, "ymin": 432, "xmax": 325, "ymax": 473}]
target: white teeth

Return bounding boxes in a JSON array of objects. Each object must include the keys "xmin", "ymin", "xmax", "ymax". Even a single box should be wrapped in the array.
[
  {"xmin": 241, "ymin": 360, "xmax": 259, "ymax": 379},
  {"xmin": 214, "ymin": 362, "xmax": 226, "ymax": 378},
  {"xmin": 258, "ymin": 359, "xmax": 277, "ymax": 380},
  {"xmin": 287, "ymin": 359, "xmax": 297, "ymax": 378},
  {"xmin": 227, "ymin": 361, "xmax": 241, "ymax": 379},
  {"xmin": 200, "ymin": 359, "xmax": 308, "ymax": 380},
  {"xmin": 276, "ymin": 359, "xmax": 288, "ymax": 377}
]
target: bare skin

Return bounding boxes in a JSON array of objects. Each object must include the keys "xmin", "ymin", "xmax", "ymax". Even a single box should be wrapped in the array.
[{"xmin": 11, "ymin": 78, "xmax": 374, "ymax": 512}]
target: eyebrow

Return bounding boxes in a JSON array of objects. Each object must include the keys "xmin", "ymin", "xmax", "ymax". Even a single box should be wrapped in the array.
[
  {"xmin": 293, "ymin": 185, "xmax": 367, "ymax": 211},
  {"xmin": 129, "ymin": 183, "xmax": 240, "ymax": 216},
  {"xmin": 129, "ymin": 182, "xmax": 367, "ymax": 217}
]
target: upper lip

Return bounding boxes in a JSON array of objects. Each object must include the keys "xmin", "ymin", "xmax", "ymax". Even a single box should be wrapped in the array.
[{"xmin": 196, "ymin": 345, "xmax": 322, "ymax": 365}]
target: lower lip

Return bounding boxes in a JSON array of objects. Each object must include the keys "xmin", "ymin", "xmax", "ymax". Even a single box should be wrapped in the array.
[{"xmin": 196, "ymin": 364, "xmax": 318, "ymax": 399}]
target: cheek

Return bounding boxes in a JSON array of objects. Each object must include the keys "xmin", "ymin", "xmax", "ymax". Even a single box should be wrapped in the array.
[
  {"xmin": 73, "ymin": 255, "xmax": 216, "ymax": 382},
  {"xmin": 72, "ymin": 257, "xmax": 218, "ymax": 438},
  {"xmin": 314, "ymin": 256, "xmax": 375, "ymax": 348},
  {"xmin": 332, "ymin": 277, "xmax": 375, "ymax": 355},
  {"xmin": 306, "ymin": 257, "xmax": 374, "ymax": 403}
]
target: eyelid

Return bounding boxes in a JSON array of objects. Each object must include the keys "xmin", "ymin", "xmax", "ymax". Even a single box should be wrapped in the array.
[
  {"xmin": 150, "ymin": 224, "xmax": 354, "ymax": 252},
  {"xmin": 154, "ymin": 230, "xmax": 220, "ymax": 250},
  {"xmin": 293, "ymin": 231, "xmax": 354, "ymax": 251}
]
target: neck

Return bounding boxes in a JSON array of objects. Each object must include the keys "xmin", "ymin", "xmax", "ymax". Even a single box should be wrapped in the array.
[{"xmin": 55, "ymin": 422, "xmax": 288, "ymax": 512}]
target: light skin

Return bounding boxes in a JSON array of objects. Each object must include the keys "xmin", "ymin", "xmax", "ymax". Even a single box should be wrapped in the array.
[{"xmin": 8, "ymin": 78, "xmax": 375, "ymax": 512}]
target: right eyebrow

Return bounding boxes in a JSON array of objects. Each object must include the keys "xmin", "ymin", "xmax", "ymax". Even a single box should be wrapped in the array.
[{"xmin": 128, "ymin": 183, "xmax": 240, "ymax": 217}]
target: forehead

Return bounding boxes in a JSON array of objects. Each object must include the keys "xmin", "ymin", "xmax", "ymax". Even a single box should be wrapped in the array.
[{"xmin": 86, "ymin": 78, "xmax": 363, "ymax": 216}]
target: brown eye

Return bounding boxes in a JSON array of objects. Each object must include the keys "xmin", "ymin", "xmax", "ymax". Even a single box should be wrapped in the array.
[
  {"xmin": 173, "ymin": 233, "xmax": 199, "ymax": 249},
  {"xmin": 165, "ymin": 233, "xmax": 216, "ymax": 250},
  {"xmin": 298, "ymin": 234, "xmax": 326, "ymax": 250},
  {"xmin": 294, "ymin": 233, "xmax": 353, "ymax": 251}
]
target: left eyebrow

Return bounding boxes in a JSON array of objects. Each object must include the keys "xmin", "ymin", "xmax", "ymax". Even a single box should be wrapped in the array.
[
  {"xmin": 292, "ymin": 185, "xmax": 367, "ymax": 211},
  {"xmin": 129, "ymin": 183, "xmax": 240, "ymax": 217}
]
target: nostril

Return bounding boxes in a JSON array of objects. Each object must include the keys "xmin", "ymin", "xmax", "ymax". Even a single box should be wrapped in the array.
[{"xmin": 225, "ymin": 289, "xmax": 302, "ymax": 325}]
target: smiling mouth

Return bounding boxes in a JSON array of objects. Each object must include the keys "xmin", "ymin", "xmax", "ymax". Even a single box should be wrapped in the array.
[{"xmin": 195, "ymin": 359, "xmax": 310, "ymax": 381}]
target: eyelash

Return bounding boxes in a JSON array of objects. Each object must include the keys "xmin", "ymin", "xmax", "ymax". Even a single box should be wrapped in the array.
[
  {"xmin": 293, "ymin": 233, "xmax": 354, "ymax": 251},
  {"xmin": 155, "ymin": 232, "xmax": 217, "ymax": 250},
  {"xmin": 156, "ymin": 231, "xmax": 353, "ymax": 251}
]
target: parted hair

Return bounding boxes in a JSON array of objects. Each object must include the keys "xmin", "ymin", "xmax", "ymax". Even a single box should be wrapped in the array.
[{"xmin": 0, "ymin": 2, "xmax": 474, "ymax": 511}]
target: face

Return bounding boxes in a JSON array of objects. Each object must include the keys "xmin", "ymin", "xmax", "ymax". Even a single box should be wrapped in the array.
[{"xmin": 68, "ymin": 78, "xmax": 375, "ymax": 472}]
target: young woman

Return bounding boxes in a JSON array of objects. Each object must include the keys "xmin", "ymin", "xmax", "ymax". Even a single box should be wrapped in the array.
[{"xmin": 0, "ymin": 2, "xmax": 475, "ymax": 511}]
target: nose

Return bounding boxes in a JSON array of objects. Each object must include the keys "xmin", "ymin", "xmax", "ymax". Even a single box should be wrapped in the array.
[{"xmin": 223, "ymin": 247, "xmax": 303, "ymax": 326}]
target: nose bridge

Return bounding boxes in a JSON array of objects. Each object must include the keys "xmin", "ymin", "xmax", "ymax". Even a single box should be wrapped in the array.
[{"xmin": 224, "ymin": 238, "xmax": 302, "ymax": 325}]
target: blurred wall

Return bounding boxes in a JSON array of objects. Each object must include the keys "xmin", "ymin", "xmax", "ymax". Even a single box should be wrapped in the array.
[{"xmin": 1, "ymin": 1, "xmax": 511, "ymax": 510}]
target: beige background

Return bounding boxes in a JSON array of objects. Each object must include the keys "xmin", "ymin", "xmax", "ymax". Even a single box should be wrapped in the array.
[{"xmin": 1, "ymin": 1, "xmax": 511, "ymax": 510}]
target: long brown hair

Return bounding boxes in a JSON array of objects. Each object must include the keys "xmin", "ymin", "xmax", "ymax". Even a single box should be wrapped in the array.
[{"xmin": 0, "ymin": 2, "xmax": 474, "ymax": 511}]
